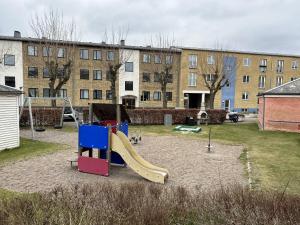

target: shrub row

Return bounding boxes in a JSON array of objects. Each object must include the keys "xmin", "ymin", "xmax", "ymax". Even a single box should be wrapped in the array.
[
  {"xmin": 19, "ymin": 108, "xmax": 63, "ymax": 127},
  {"xmin": 0, "ymin": 183, "xmax": 299, "ymax": 225},
  {"xmin": 83, "ymin": 108, "xmax": 227, "ymax": 125}
]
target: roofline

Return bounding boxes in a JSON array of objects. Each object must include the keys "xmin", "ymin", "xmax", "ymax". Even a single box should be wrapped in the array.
[
  {"xmin": 181, "ymin": 46, "xmax": 300, "ymax": 58},
  {"xmin": 0, "ymin": 35, "xmax": 181, "ymax": 53},
  {"xmin": 258, "ymin": 93, "xmax": 300, "ymax": 96}
]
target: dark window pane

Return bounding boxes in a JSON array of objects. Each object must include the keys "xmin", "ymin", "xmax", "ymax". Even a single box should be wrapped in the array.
[
  {"xmin": 5, "ymin": 76, "xmax": 15, "ymax": 87},
  {"xmin": 43, "ymin": 68, "xmax": 49, "ymax": 78},
  {"xmin": 106, "ymin": 90, "xmax": 112, "ymax": 100},
  {"xmin": 166, "ymin": 92, "xmax": 172, "ymax": 101},
  {"xmin": 28, "ymin": 67, "xmax": 38, "ymax": 78},
  {"xmin": 80, "ymin": 69, "xmax": 89, "ymax": 79},
  {"xmin": 142, "ymin": 73, "xmax": 151, "ymax": 82},
  {"xmin": 154, "ymin": 73, "xmax": 161, "ymax": 82},
  {"xmin": 93, "ymin": 90, "xmax": 102, "ymax": 99},
  {"xmin": 43, "ymin": 88, "xmax": 50, "ymax": 97},
  {"xmin": 125, "ymin": 81, "xmax": 133, "ymax": 91},
  {"xmin": 125, "ymin": 62, "xmax": 133, "ymax": 72},
  {"xmin": 141, "ymin": 91, "xmax": 150, "ymax": 101},
  {"xmin": 28, "ymin": 88, "xmax": 38, "ymax": 97}
]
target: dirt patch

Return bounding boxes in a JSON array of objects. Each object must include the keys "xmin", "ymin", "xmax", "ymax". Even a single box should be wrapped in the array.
[{"xmin": 0, "ymin": 129, "xmax": 247, "ymax": 192}]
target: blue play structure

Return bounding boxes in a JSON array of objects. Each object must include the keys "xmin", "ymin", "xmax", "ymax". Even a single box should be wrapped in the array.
[{"xmin": 77, "ymin": 121, "xmax": 129, "ymax": 176}]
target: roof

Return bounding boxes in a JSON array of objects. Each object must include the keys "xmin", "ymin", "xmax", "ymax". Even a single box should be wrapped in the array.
[
  {"xmin": 0, "ymin": 35, "xmax": 181, "ymax": 53},
  {"xmin": 0, "ymin": 85, "xmax": 23, "ymax": 95},
  {"xmin": 258, "ymin": 78, "xmax": 300, "ymax": 96},
  {"xmin": 181, "ymin": 46, "xmax": 300, "ymax": 58}
]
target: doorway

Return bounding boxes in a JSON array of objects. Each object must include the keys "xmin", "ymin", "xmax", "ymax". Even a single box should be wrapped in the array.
[
  {"xmin": 188, "ymin": 93, "xmax": 202, "ymax": 109},
  {"xmin": 122, "ymin": 98, "xmax": 135, "ymax": 109},
  {"xmin": 224, "ymin": 99, "xmax": 230, "ymax": 111}
]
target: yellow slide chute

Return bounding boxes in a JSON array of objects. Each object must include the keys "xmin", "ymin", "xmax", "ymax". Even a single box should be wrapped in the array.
[{"xmin": 111, "ymin": 131, "xmax": 169, "ymax": 184}]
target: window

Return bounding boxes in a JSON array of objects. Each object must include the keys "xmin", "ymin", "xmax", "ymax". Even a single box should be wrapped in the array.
[
  {"xmin": 125, "ymin": 81, "xmax": 133, "ymax": 91},
  {"xmin": 28, "ymin": 67, "xmax": 38, "ymax": 78},
  {"xmin": 93, "ymin": 70, "xmax": 102, "ymax": 80},
  {"xmin": 4, "ymin": 54, "xmax": 15, "ymax": 66},
  {"xmin": 260, "ymin": 59, "xmax": 267, "ymax": 72},
  {"xmin": 93, "ymin": 90, "xmax": 102, "ymax": 99},
  {"xmin": 277, "ymin": 60, "xmax": 284, "ymax": 73},
  {"xmin": 241, "ymin": 108, "xmax": 248, "ymax": 113},
  {"xmin": 143, "ymin": 54, "xmax": 151, "ymax": 63},
  {"xmin": 258, "ymin": 75, "xmax": 266, "ymax": 88},
  {"xmin": 56, "ymin": 89, "xmax": 67, "ymax": 98},
  {"xmin": 107, "ymin": 51, "xmax": 114, "ymax": 61},
  {"xmin": 125, "ymin": 62, "xmax": 134, "ymax": 72},
  {"xmin": 242, "ymin": 92, "xmax": 249, "ymax": 100},
  {"xmin": 276, "ymin": 76, "xmax": 283, "ymax": 86},
  {"xmin": 43, "ymin": 47, "xmax": 52, "ymax": 57},
  {"xmin": 153, "ymin": 91, "xmax": 161, "ymax": 101},
  {"xmin": 141, "ymin": 91, "xmax": 150, "ymax": 101},
  {"xmin": 80, "ymin": 69, "xmax": 89, "ymax": 80},
  {"xmin": 58, "ymin": 68, "xmax": 65, "ymax": 78},
  {"xmin": 4, "ymin": 76, "xmax": 15, "ymax": 87},
  {"xmin": 292, "ymin": 61, "xmax": 298, "ymax": 70},
  {"xmin": 188, "ymin": 55, "xmax": 197, "ymax": 68},
  {"xmin": 243, "ymin": 58, "xmax": 250, "ymax": 66},
  {"xmin": 58, "ymin": 48, "xmax": 65, "ymax": 58},
  {"xmin": 93, "ymin": 50, "xmax": 101, "ymax": 60},
  {"xmin": 207, "ymin": 55, "xmax": 215, "ymax": 65},
  {"xmin": 43, "ymin": 68, "xmax": 49, "ymax": 78},
  {"xmin": 28, "ymin": 88, "xmax": 38, "ymax": 97},
  {"xmin": 154, "ymin": 55, "xmax": 162, "ymax": 64},
  {"xmin": 80, "ymin": 49, "xmax": 89, "ymax": 59},
  {"xmin": 166, "ymin": 92, "xmax": 172, "ymax": 101},
  {"xmin": 205, "ymin": 74, "xmax": 215, "ymax": 82},
  {"xmin": 188, "ymin": 73, "xmax": 197, "ymax": 86},
  {"xmin": 167, "ymin": 74, "xmax": 173, "ymax": 83},
  {"xmin": 28, "ymin": 45, "xmax": 38, "ymax": 56},
  {"xmin": 106, "ymin": 90, "xmax": 112, "ymax": 100},
  {"xmin": 43, "ymin": 88, "xmax": 50, "ymax": 97},
  {"xmin": 80, "ymin": 89, "xmax": 89, "ymax": 99},
  {"xmin": 166, "ymin": 55, "xmax": 173, "ymax": 64},
  {"xmin": 142, "ymin": 72, "xmax": 151, "ymax": 82},
  {"xmin": 243, "ymin": 75, "xmax": 250, "ymax": 83},
  {"xmin": 154, "ymin": 72, "xmax": 161, "ymax": 82}
]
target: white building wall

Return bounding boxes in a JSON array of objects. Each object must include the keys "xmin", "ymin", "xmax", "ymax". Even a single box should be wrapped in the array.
[
  {"xmin": 118, "ymin": 49, "xmax": 140, "ymax": 107},
  {"xmin": 0, "ymin": 40, "xmax": 23, "ymax": 92},
  {"xmin": 0, "ymin": 95, "xmax": 20, "ymax": 151}
]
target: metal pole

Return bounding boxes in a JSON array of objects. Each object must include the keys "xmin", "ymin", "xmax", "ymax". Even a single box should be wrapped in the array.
[
  {"xmin": 89, "ymin": 103, "xmax": 93, "ymax": 125},
  {"xmin": 116, "ymin": 104, "xmax": 121, "ymax": 124},
  {"xmin": 60, "ymin": 99, "xmax": 66, "ymax": 127},
  {"xmin": 28, "ymin": 98, "xmax": 34, "ymax": 139},
  {"xmin": 107, "ymin": 126, "xmax": 112, "ymax": 174}
]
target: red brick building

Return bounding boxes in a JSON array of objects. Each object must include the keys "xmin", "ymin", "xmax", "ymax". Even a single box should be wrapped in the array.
[{"xmin": 258, "ymin": 78, "xmax": 300, "ymax": 133}]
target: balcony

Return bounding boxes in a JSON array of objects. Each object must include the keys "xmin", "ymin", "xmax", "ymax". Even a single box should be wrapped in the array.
[{"xmin": 259, "ymin": 65, "xmax": 267, "ymax": 73}]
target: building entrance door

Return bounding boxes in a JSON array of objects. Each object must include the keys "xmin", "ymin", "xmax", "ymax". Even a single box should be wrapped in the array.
[
  {"xmin": 224, "ymin": 99, "xmax": 230, "ymax": 111},
  {"xmin": 122, "ymin": 98, "xmax": 135, "ymax": 109}
]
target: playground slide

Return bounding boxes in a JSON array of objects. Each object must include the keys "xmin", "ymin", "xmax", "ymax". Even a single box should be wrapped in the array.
[
  {"xmin": 111, "ymin": 133, "xmax": 168, "ymax": 184},
  {"xmin": 116, "ymin": 131, "xmax": 169, "ymax": 176}
]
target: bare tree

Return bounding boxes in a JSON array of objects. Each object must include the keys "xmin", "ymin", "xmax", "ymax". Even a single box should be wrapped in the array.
[
  {"xmin": 103, "ymin": 27, "xmax": 131, "ymax": 104},
  {"xmin": 199, "ymin": 49, "xmax": 239, "ymax": 109},
  {"xmin": 30, "ymin": 9, "xmax": 77, "ymax": 106},
  {"xmin": 148, "ymin": 35, "xmax": 178, "ymax": 108}
]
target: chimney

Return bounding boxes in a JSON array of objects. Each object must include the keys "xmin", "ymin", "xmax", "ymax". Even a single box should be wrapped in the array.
[
  {"xmin": 14, "ymin": 31, "xmax": 21, "ymax": 38},
  {"xmin": 120, "ymin": 39, "xmax": 125, "ymax": 46}
]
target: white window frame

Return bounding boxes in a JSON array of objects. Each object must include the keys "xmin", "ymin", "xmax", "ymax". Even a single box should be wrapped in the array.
[
  {"xmin": 188, "ymin": 73, "xmax": 197, "ymax": 86},
  {"xmin": 243, "ymin": 75, "xmax": 250, "ymax": 83},
  {"xmin": 242, "ymin": 92, "xmax": 249, "ymax": 100},
  {"xmin": 276, "ymin": 76, "xmax": 283, "ymax": 86},
  {"xmin": 243, "ymin": 58, "xmax": 250, "ymax": 67},
  {"xmin": 258, "ymin": 75, "xmax": 266, "ymax": 88},
  {"xmin": 292, "ymin": 61, "xmax": 298, "ymax": 70},
  {"xmin": 207, "ymin": 55, "xmax": 215, "ymax": 65},
  {"xmin": 188, "ymin": 54, "xmax": 197, "ymax": 68},
  {"xmin": 143, "ymin": 54, "xmax": 151, "ymax": 63}
]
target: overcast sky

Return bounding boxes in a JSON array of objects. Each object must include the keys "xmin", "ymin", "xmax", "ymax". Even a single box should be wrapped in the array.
[{"xmin": 1, "ymin": 0, "xmax": 300, "ymax": 54}]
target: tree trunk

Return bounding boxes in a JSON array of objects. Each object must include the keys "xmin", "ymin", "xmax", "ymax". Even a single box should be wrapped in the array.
[
  {"xmin": 161, "ymin": 86, "xmax": 167, "ymax": 109},
  {"xmin": 111, "ymin": 79, "xmax": 117, "ymax": 104},
  {"xmin": 208, "ymin": 90, "xmax": 215, "ymax": 109}
]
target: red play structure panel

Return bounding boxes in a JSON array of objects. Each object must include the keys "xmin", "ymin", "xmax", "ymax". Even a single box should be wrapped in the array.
[{"xmin": 78, "ymin": 156, "xmax": 109, "ymax": 176}]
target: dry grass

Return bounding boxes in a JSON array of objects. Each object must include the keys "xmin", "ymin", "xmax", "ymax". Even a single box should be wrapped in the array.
[{"xmin": 0, "ymin": 182, "xmax": 299, "ymax": 225}]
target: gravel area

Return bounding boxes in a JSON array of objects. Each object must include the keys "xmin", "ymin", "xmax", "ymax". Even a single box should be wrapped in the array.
[{"xmin": 0, "ymin": 129, "xmax": 247, "ymax": 193}]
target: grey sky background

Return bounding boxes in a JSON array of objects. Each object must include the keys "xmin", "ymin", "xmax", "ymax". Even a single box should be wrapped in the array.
[{"xmin": 1, "ymin": 0, "xmax": 299, "ymax": 54}]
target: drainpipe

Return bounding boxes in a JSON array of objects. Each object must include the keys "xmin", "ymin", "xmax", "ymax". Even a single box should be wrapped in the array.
[{"xmin": 262, "ymin": 95, "xmax": 265, "ymax": 130}]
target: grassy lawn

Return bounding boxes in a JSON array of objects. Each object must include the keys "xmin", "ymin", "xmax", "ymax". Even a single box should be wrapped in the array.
[
  {"xmin": 130, "ymin": 123, "xmax": 300, "ymax": 194},
  {"xmin": 0, "ymin": 138, "xmax": 69, "ymax": 165}
]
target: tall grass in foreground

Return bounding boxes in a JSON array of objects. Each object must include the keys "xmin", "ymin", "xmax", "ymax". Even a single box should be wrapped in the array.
[{"xmin": 0, "ymin": 183, "xmax": 299, "ymax": 225}]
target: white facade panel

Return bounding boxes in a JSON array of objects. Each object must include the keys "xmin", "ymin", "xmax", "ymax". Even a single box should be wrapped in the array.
[
  {"xmin": 0, "ymin": 40, "xmax": 23, "ymax": 95},
  {"xmin": 0, "ymin": 95, "xmax": 20, "ymax": 151},
  {"xmin": 118, "ymin": 49, "xmax": 140, "ymax": 107}
]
